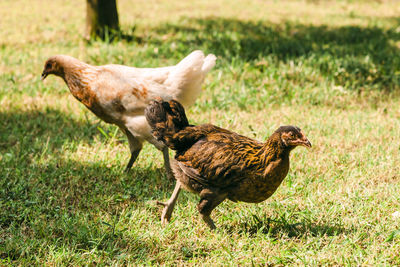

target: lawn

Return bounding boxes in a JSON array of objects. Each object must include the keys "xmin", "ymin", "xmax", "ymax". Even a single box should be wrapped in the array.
[{"xmin": 1, "ymin": 0, "xmax": 400, "ymax": 265}]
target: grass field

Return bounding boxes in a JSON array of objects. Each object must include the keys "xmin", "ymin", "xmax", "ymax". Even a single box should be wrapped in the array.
[{"xmin": 1, "ymin": 0, "xmax": 400, "ymax": 265}]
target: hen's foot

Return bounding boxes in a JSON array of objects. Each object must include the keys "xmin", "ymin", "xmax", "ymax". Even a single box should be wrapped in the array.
[
  {"xmin": 157, "ymin": 201, "xmax": 175, "ymax": 224},
  {"xmin": 156, "ymin": 181, "xmax": 181, "ymax": 225}
]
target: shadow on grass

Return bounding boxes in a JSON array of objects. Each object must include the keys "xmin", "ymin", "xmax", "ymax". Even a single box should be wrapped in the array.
[
  {"xmin": 0, "ymin": 107, "xmax": 138, "ymax": 175},
  {"xmin": 0, "ymin": 106, "xmax": 172, "ymax": 221},
  {"xmin": 0, "ymin": 108, "xmax": 174, "ymax": 261},
  {"xmin": 0, "ymin": 155, "xmax": 172, "ymax": 260},
  {"xmin": 139, "ymin": 17, "xmax": 400, "ymax": 91},
  {"xmin": 85, "ymin": 27, "xmax": 143, "ymax": 44},
  {"xmin": 226, "ymin": 214, "xmax": 350, "ymax": 238},
  {"xmin": 151, "ymin": 17, "xmax": 399, "ymax": 59},
  {"xmin": 0, "ymin": 108, "xmax": 101, "ymax": 152}
]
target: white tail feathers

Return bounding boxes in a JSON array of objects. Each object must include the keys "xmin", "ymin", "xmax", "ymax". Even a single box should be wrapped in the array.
[
  {"xmin": 202, "ymin": 54, "xmax": 217, "ymax": 73},
  {"xmin": 165, "ymin": 50, "xmax": 217, "ymax": 107},
  {"xmin": 174, "ymin": 50, "xmax": 216, "ymax": 74}
]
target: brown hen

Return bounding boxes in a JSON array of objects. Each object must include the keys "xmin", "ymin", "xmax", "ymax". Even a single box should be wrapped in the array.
[{"xmin": 145, "ymin": 99, "xmax": 311, "ymax": 229}]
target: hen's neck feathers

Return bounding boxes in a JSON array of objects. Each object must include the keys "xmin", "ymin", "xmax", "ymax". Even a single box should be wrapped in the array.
[
  {"xmin": 258, "ymin": 133, "xmax": 290, "ymax": 165},
  {"xmin": 55, "ymin": 56, "xmax": 97, "ymax": 93}
]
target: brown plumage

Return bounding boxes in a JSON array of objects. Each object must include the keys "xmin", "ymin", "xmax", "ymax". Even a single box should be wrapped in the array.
[
  {"xmin": 41, "ymin": 51, "xmax": 216, "ymax": 177},
  {"xmin": 145, "ymin": 99, "xmax": 311, "ymax": 229}
]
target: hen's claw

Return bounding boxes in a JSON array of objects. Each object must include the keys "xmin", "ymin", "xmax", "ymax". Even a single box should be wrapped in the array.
[
  {"xmin": 160, "ymin": 203, "xmax": 175, "ymax": 224},
  {"xmin": 156, "ymin": 201, "xmax": 167, "ymax": 207}
]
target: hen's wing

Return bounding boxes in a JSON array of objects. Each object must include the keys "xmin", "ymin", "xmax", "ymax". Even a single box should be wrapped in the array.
[
  {"xmin": 174, "ymin": 124, "xmax": 264, "ymax": 188},
  {"xmin": 87, "ymin": 66, "xmax": 174, "ymax": 121},
  {"xmin": 102, "ymin": 64, "xmax": 172, "ymax": 84}
]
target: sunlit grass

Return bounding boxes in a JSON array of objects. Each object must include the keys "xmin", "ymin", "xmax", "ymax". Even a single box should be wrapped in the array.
[{"xmin": 1, "ymin": 0, "xmax": 400, "ymax": 265}]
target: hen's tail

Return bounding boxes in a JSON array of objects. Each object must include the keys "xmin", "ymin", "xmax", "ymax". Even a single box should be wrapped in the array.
[
  {"xmin": 145, "ymin": 99, "xmax": 190, "ymax": 150},
  {"xmin": 166, "ymin": 50, "xmax": 216, "ymax": 106}
]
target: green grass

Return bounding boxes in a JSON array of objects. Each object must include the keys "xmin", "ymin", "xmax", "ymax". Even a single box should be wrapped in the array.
[{"xmin": 1, "ymin": 0, "xmax": 400, "ymax": 265}]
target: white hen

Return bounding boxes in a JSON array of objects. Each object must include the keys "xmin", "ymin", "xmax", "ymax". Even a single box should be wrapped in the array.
[{"xmin": 41, "ymin": 50, "xmax": 216, "ymax": 177}]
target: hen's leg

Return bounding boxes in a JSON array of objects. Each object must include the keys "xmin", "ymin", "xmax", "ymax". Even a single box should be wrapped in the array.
[
  {"xmin": 162, "ymin": 146, "xmax": 174, "ymax": 180},
  {"xmin": 197, "ymin": 189, "xmax": 227, "ymax": 230},
  {"xmin": 125, "ymin": 131, "xmax": 143, "ymax": 172},
  {"xmin": 157, "ymin": 181, "xmax": 181, "ymax": 224},
  {"xmin": 146, "ymin": 137, "xmax": 174, "ymax": 181}
]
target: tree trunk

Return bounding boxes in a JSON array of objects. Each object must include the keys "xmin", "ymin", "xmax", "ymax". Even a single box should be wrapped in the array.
[{"xmin": 85, "ymin": 0, "xmax": 119, "ymax": 40}]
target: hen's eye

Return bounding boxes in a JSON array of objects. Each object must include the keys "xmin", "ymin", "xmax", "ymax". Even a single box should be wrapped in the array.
[{"xmin": 289, "ymin": 132, "xmax": 294, "ymax": 137}]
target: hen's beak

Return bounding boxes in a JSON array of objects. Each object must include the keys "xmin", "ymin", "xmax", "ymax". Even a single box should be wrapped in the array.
[
  {"xmin": 289, "ymin": 138, "xmax": 312, "ymax": 148},
  {"xmin": 301, "ymin": 138, "xmax": 312, "ymax": 148},
  {"xmin": 41, "ymin": 71, "xmax": 48, "ymax": 81}
]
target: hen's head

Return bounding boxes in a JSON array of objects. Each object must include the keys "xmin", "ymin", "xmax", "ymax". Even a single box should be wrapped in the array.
[
  {"xmin": 41, "ymin": 55, "xmax": 80, "ymax": 81},
  {"xmin": 275, "ymin": 126, "xmax": 311, "ymax": 149}
]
